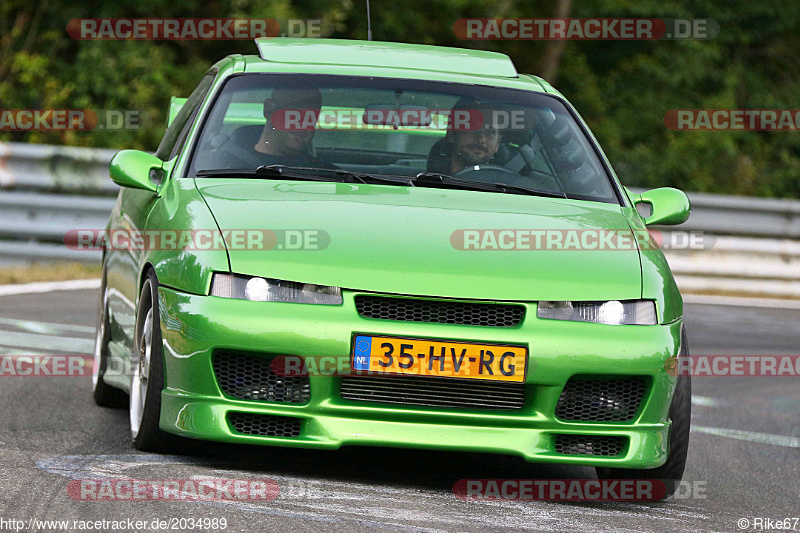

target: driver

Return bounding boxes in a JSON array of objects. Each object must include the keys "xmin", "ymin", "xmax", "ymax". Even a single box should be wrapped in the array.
[
  {"xmin": 449, "ymin": 120, "xmax": 501, "ymax": 174},
  {"xmin": 427, "ymin": 99, "xmax": 505, "ymax": 175}
]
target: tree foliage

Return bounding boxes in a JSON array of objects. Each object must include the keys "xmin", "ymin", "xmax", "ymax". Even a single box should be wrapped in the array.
[{"xmin": 1, "ymin": 0, "xmax": 798, "ymax": 197}]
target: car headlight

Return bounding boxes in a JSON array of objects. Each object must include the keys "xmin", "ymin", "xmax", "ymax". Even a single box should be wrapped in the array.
[
  {"xmin": 537, "ymin": 300, "xmax": 657, "ymax": 325},
  {"xmin": 210, "ymin": 273, "xmax": 342, "ymax": 305}
]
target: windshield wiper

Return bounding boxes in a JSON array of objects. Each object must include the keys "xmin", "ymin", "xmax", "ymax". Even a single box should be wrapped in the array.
[
  {"xmin": 257, "ymin": 165, "xmax": 367, "ymax": 183},
  {"xmin": 196, "ymin": 166, "xmax": 364, "ymax": 183},
  {"xmin": 320, "ymin": 167, "xmax": 415, "ymax": 186},
  {"xmin": 411, "ymin": 172, "xmax": 500, "ymax": 193},
  {"xmin": 491, "ymin": 182, "xmax": 567, "ymax": 199},
  {"xmin": 347, "ymin": 172, "xmax": 414, "ymax": 186},
  {"xmin": 412, "ymin": 172, "xmax": 566, "ymax": 198},
  {"xmin": 414, "ymin": 172, "xmax": 454, "ymax": 181},
  {"xmin": 196, "ymin": 166, "xmax": 413, "ymax": 186}
]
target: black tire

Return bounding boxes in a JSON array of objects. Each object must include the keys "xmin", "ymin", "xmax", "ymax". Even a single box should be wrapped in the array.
[
  {"xmin": 130, "ymin": 269, "xmax": 181, "ymax": 452},
  {"xmin": 596, "ymin": 329, "xmax": 691, "ymax": 500},
  {"xmin": 93, "ymin": 270, "xmax": 128, "ymax": 408}
]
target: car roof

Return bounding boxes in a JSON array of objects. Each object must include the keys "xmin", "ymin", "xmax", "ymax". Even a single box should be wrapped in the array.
[{"xmin": 247, "ymin": 38, "xmax": 546, "ymax": 89}]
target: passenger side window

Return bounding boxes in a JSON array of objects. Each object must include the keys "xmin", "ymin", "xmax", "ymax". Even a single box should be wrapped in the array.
[{"xmin": 155, "ymin": 72, "xmax": 216, "ymax": 161}]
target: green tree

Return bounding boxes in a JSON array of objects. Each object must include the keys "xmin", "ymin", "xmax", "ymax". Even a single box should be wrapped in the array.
[{"xmin": 1, "ymin": 0, "xmax": 797, "ymax": 197}]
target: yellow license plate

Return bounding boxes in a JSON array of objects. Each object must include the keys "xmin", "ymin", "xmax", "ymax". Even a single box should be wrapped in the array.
[{"xmin": 351, "ymin": 334, "xmax": 527, "ymax": 382}]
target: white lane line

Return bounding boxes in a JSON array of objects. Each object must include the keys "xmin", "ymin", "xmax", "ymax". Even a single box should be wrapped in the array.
[
  {"xmin": 0, "ymin": 317, "xmax": 95, "ymax": 335},
  {"xmin": 0, "ymin": 278, "xmax": 100, "ymax": 296},
  {"xmin": 691, "ymin": 396, "xmax": 725, "ymax": 407},
  {"xmin": 683, "ymin": 293, "xmax": 800, "ymax": 310},
  {"xmin": 0, "ymin": 347, "xmax": 61, "ymax": 357},
  {"xmin": 0, "ymin": 330, "xmax": 94, "ymax": 354},
  {"xmin": 692, "ymin": 425, "xmax": 800, "ymax": 448}
]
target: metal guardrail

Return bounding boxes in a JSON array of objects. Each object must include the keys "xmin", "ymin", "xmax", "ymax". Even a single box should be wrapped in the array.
[
  {"xmin": 0, "ymin": 191, "xmax": 115, "ymax": 241},
  {"xmin": 0, "ymin": 142, "xmax": 119, "ymax": 195},
  {"xmin": 0, "ymin": 142, "xmax": 798, "ymax": 298},
  {"xmin": 0, "ymin": 190, "xmax": 112, "ymax": 264}
]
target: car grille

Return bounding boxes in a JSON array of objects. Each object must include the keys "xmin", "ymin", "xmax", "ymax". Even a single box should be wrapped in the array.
[
  {"xmin": 554, "ymin": 434, "xmax": 626, "ymax": 456},
  {"xmin": 213, "ymin": 351, "xmax": 310, "ymax": 404},
  {"xmin": 339, "ymin": 375, "xmax": 525, "ymax": 410},
  {"xmin": 354, "ymin": 295, "xmax": 525, "ymax": 327},
  {"xmin": 227, "ymin": 413, "xmax": 303, "ymax": 437},
  {"xmin": 555, "ymin": 376, "xmax": 646, "ymax": 422}
]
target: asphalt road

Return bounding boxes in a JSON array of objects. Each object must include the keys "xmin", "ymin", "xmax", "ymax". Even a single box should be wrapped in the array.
[{"xmin": 0, "ymin": 287, "xmax": 798, "ymax": 532}]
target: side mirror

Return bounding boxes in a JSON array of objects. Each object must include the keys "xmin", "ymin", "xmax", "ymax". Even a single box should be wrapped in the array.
[
  {"xmin": 109, "ymin": 150, "xmax": 163, "ymax": 192},
  {"xmin": 630, "ymin": 187, "xmax": 691, "ymax": 226}
]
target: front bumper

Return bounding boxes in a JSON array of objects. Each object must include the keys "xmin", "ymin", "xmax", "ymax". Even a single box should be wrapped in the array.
[{"xmin": 156, "ymin": 286, "xmax": 682, "ymax": 468}]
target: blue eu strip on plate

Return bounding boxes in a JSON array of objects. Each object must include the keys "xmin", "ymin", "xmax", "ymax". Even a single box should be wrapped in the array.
[{"xmin": 352, "ymin": 335, "xmax": 372, "ymax": 370}]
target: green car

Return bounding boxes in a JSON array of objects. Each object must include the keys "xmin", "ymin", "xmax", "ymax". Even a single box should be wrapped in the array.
[{"xmin": 93, "ymin": 38, "xmax": 691, "ymax": 494}]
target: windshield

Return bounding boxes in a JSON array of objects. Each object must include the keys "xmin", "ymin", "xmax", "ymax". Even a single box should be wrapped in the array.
[{"xmin": 188, "ymin": 74, "xmax": 619, "ymax": 203}]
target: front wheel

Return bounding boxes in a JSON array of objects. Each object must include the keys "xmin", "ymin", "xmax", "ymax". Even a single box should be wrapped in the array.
[
  {"xmin": 596, "ymin": 330, "xmax": 691, "ymax": 500},
  {"xmin": 130, "ymin": 269, "xmax": 179, "ymax": 452}
]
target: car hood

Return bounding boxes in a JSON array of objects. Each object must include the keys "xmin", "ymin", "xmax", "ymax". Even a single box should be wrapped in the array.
[{"xmin": 195, "ymin": 179, "xmax": 642, "ymax": 301}]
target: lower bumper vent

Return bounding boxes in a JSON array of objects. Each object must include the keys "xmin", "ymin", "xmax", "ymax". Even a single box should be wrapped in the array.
[
  {"xmin": 554, "ymin": 434, "xmax": 626, "ymax": 456},
  {"xmin": 227, "ymin": 413, "xmax": 302, "ymax": 437},
  {"xmin": 213, "ymin": 351, "xmax": 310, "ymax": 404},
  {"xmin": 555, "ymin": 376, "xmax": 646, "ymax": 422}
]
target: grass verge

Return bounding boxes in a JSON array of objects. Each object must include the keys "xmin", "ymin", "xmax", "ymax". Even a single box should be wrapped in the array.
[{"xmin": 0, "ymin": 262, "xmax": 101, "ymax": 285}]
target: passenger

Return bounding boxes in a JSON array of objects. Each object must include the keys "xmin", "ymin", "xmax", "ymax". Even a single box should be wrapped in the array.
[
  {"xmin": 253, "ymin": 88, "xmax": 333, "ymax": 168},
  {"xmin": 204, "ymin": 88, "xmax": 335, "ymax": 170}
]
